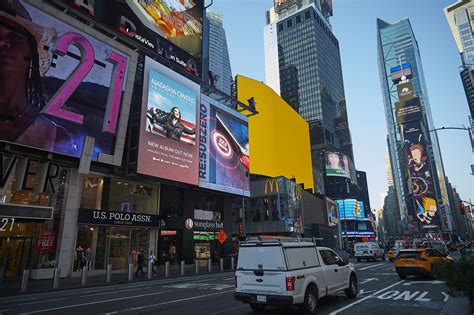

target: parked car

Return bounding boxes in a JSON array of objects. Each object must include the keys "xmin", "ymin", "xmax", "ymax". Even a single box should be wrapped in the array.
[
  {"xmin": 394, "ymin": 248, "xmax": 453, "ymax": 279},
  {"xmin": 354, "ymin": 242, "xmax": 385, "ymax": 262},
  {"xmin": 234, "ymin": 237, "xmax": 358, "ymax": 314}
]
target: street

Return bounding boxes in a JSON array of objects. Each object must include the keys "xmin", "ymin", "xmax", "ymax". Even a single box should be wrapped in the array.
[{"xmin": 0, "ymin": 258, "xmax": 456, "ymax": 315}]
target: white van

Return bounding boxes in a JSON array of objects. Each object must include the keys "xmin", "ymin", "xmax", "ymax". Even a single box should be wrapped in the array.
[
  {"xmin": 234, "ymin": 238, "xmax": 358, "ymax": 314},
  {"xmin": 354, "ymin": 242, "xmax": 385, "ymax": 262}
]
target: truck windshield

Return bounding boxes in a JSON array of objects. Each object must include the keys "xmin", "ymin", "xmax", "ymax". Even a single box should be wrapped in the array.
[{"xmin": 238, "ymin": 246, "xmax": 286, "ymax": 270}]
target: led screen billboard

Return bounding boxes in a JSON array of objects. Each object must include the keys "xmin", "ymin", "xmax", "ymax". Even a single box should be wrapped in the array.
[
  {"xmin": 325, "ymin": 151, "xmax": 351, "ymax": 178},
  {"xmin": 396, "ymin": 81, "xmax": 415, "ymax": 102},
  {"xmin": 395, "ymin": 97, "xmax": 422, "ymax": 125},
  {"xmin": 60, "ymin": 0, "xmax": 203, "ymax": 78},
  {"xmin": 199, "ymin": 95, "xmax": 250, "ymax": 196},
  {"xmin": 0, "ymin": 0, "xmax": 135, "ymax": 163},
  {"xmin": 137, "ymin": 57, "xmax": 200, "ymax": 185},
  {"xmin": 336, "ymin": 199, "xmax": 365, "ymax": 219},
  {"xmin": 402, "ymin": 121, "xmax": 440, "ymax": 228}
]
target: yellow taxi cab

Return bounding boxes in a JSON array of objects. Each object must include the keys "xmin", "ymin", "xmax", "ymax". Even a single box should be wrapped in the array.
[
  {"xmin": 387, "ymin": 248, "xmax": 398, "ymax": 261},
  {"xmin": 394, "ymin": 248, "xmax": 453, "ymax": 279}
]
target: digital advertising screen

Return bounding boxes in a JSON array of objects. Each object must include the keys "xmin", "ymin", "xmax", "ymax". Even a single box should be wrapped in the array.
[
  {"xmin": 336, "ymin": 199, "xmax": 365, "ymax": 219},
  {"xmin": 402, "ymin": 121, "xmax": 440, "ymax": 228},
  {"xmin": 0, "ymin": 0, "xmax": 135, "ymax": 162},
  {"xmin": 60, "ymin": 0, "xmax": 203, "ymax": 78},
  {"xmin": 199, "ymin": 95, "xmax": 250, "ymax": 196},
  {"xmin": 137, "ymin": 57, "xmax": 200, "ymax": 185},
  {"xmin": 395, "ymin": 97, "xmax": 422, "ymax": 125},
  {"xmin": 396, "ymin": 81, "xmax": 415, "ymax": 102},
  {"xmin": 325, "ymin": 151, "xmax": 351, "ymax": 178}
]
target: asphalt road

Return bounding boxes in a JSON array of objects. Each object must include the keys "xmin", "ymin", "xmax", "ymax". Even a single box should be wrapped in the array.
[{"xmin": 0, "ymin": 259, "xmax": 456, "ymax": 315}]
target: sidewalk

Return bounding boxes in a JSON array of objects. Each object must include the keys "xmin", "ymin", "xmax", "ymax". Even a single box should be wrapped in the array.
[{"xmin": 0, "ymin": 262, "xmax": 233, "ymax": 298}]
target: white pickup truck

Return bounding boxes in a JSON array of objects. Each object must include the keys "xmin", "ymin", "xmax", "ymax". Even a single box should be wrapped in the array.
[{"xmin": 234, "ymin": 238, "xmax": 358, "ymax": 314}]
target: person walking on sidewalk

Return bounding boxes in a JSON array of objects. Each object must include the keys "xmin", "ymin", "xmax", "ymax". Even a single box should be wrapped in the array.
[
  {"xmin": 135, "ymin": 251, "xmax": 145, "ymax": 277},
  {"xmin": 149, "ymin": 251, "xmax": 157, "ymax": 276}
]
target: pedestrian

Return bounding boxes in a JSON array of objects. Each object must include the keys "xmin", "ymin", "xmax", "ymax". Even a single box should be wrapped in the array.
[
  {"xmin": 149, "ymin": 251, "xmax": 157, "ymax": 276},
  {"xmin": 135, "ymin": 251, "xmax": 145, "ymax": 277}
]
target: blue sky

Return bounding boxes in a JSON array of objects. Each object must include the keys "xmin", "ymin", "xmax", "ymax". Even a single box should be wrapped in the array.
[{"xmin": 210, "ymin": 0, "xmax": 473, "ymax": 210}]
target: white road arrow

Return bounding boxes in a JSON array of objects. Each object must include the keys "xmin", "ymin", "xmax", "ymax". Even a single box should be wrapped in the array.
[
  {"xmin": 360, "ymin": 278, "xmax": 379, "ymax": 284},
  {"xmin": 441, "ymin": 292, "xmax": 450, "ymax": 302},
  {"xmin": 403, "ymin": 280, "xmax": 445, "ymax": 286},
  {"xmin": 359, "ymin": 289, "xmax": 375, "ymax": 295}
]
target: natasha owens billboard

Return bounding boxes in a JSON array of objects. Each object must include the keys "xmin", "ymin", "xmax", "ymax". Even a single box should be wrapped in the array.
[
  {"xmin": 137, "ymin": 57, "xmax": 200, "ymax": 185},
  {"xmin": 60, "ymin": 0, "xmax": 203, "ymax": 78},
  {"xmin": 199, "ymin": 95, "xmax": 250, "ymax": 196},
  {"xmin": 0, "ymin": 0, "xmax": 136, "ymax": 164}
]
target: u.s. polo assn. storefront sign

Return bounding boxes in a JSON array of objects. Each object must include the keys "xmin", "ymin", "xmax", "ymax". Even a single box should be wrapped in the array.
[{"xmin": 77, "ymin": 208, "xmax": 161, "ymax": 227}]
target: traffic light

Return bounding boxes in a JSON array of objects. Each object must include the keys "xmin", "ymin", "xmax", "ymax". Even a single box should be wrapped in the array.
[{"xmin": 459, "ymin": 203, "xmax": 466, "ymax": 215}]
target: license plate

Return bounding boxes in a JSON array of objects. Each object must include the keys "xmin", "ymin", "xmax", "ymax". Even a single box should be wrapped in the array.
[
  {"xmin": 257, "ymin": 295, "xmax": 266, "ymax": 303},
  {"xmin": 404, "ymin": 262, "xmax": 412, "ymax": 266}
]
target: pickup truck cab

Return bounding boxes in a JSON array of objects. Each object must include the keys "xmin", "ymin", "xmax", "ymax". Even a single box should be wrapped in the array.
[{"xmin": 234, "ymin": 238, "xmax": 358, "ymax": 314}]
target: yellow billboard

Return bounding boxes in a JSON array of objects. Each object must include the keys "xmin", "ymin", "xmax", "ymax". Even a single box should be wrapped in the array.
[{"xmin": 236, "ymin": 75, "xmax": 314, "ymax": 192}]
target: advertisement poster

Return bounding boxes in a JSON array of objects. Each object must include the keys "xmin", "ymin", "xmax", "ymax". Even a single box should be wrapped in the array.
[
  {"xmin": 61, "ymin": 0, "xmax": 203, "ymax": 78},
  {"xmin": 137, "ymin": 57, "xmax": 200, "ymax": 185},
  {"xmin": 326, "ymin": 198, "xmax": 339, "ymax": 227},
  {"xmin": 402, "ymin": 121, "xmax": 440, "ymax": 228},
  {"xmin": 0, "ymin": 0, "xmax": 132, "ymax": 160},
  {"xmin": 336, "ymin": 199, "xmax": 365, "ymax": 219},
  {"xmin": 395, "ymin": 97, "xmax": 422, "ymax": 125},
  {"xmin": 35, "ymin": 230, "xmax": 56, "ymax": 253},
  {"xmin": 198, "ymin": 96, "xmax": 250, "ymax": 196},
  {"xmin": 396, "ymin": 81, "xmax": 415, "ymax": 102},
  {"xmin": 325, "ymin": 151, "xmax": 351, "ymax": 178}
]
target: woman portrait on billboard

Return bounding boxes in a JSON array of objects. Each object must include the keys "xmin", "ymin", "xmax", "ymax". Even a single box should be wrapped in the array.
[
  {"xmin": 0, "ymin": 0, "xmax": 77, "ymax": 153},
  {"xmin": 164, "ymin": 106, "xmax": 195, "ymax": 142}
]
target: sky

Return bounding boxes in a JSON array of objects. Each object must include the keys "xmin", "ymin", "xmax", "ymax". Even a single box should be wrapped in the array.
[{"xmin": 210, "ymin": 0, "xmax": 473, "ymax": 211}]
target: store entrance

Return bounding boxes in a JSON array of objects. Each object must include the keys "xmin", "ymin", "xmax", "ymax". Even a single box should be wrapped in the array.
[
  {"xmin": 0, "ymin": 237, "xmax": 32, "ymax": 280},
  {"xmin": 108, "ymin": 228, "xmax": 130, "ymax": 271}
]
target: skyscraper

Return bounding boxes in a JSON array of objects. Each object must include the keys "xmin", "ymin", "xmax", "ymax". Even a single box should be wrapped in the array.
[
  {"xmin": 444, "ymin": 0, "xmax": 474, "ymax": 118},
  {"xmin": 206, "ymin": 12, "xmax": 232, "ymax": 95},
  {"xmin": 376, "ymin": 18, "xmax": 453, "ymax": 235},
  {"xmin": 264, "ymin": 0, "xmax": 354, "ymax": 197}
]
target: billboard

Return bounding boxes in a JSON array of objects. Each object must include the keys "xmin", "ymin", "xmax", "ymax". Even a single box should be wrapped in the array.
[
  {"xmin": 60, "ymin": 0, "xmax": 203, "ymax": 78},
  {"xmin": 396, "ymin": 81, "xmax": 415, "ymax": 101},
  {"xmin": 137, "ymin": 57, "xmax": 200, "ymax": 185},
  {"xmin": 336, "ymin": 199, "xmax": 365, "ymax": 219},
  {"xmin": 199, "ymin": 95, "xmax": 250, "ymax": 196},
  {"xmin": 395, "ymin": 97, "xmax": 422, "ymax": 125},
  {"xmin": 402, "ymin": 121, "xmax": 440, "ymax": 227},
  {"xmin": 390, "ymin": 63, "xmax": 412, "ymax": 83},
  {"xmin": 0, "ymin": 0, "xmax": 136, "ymax": 163},
  {"xmin": 325, "ymin": 151, "xmax": 351, "ymax": 178}
]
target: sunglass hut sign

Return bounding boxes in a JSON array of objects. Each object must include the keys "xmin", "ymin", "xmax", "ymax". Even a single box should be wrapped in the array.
[{"xmin": 78, "ymin": 209, "xmax": 160, "ymax": 227}]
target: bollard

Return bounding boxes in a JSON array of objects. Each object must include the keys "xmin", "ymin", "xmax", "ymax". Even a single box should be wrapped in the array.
[
  {"xmin": 53, "ymin": 268, "xmax": 60, "ymax": 289},
  {"xmin": 195, "ymin": 261, "xmax": 199, "ymax": 274},
  {"xmin": 20, "ymin": 270, "xmax": 29, "ymax": 293},
  {"xmin": 81, "ymin": 266, "xmax": 87, "ymax": 286},
  {"xmin": 180, "ymin": 261, "xmax": 185, "ymax": 276},
  {"xmin": 220, "ymin": 258, "xmax": 224, "ymax": 272},
  {"xmin": 106, "ymin": 264, "xmax": 112, "ymax": 283},
  {"xmin": 165, "ymin": 261, "xmax": 169, "ymax": 277},
  {"xmin": 231, "ymin": 257, "xmax": 235, "ymax": 270},
  {"xmin": 128, "ymin": 263, "xmax": 133, "ymax": 281},
  {"xmin": 208, "ymin": 259, "xmax": 212, "ymax": 273},
  {"xmin": 147, "ymin": 261, "xmax": 152, "ymax": 279}
]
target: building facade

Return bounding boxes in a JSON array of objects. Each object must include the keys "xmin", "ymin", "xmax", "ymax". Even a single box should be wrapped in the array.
[
  {"xmin": 206, "ymin": 12, "xmax": 233, "ymax": 95},
  {"xmin": 376, "ymin": 18, "xmax": 453, "ymax": 235},
  {"xmin": 445, "ymin": 0, "xmax": 474, "ymax": 118},
  {"xmin": 263, "ymin": 0, "xmax": 355, "ymax": 197}
]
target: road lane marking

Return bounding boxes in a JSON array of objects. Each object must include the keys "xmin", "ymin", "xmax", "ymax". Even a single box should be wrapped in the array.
[
  {"xmin": 441, "ymin": 292, "xmax": 449, "ymax": 302},
  {"xmin": 211, "ymin": 304, "xmax": 248, "ymax": 314},
  {"xmin": 109, "ymin": 289, "xmax": 235, "ymax": 313},
  {"xmin": 403, "ymin": 280, "xmax": 445, "ymax": 286},
  {"xmin": 357, "ymin": 263, "xmax": 385, "ymax": 271},
  {"xmin": 329, "ymin": 280, "xmax": 404, "ymax": 315},
  {"xmin": 21, "ymin": 291, "xmax": 166, "ymax": 314},
  {"xmin": 359, "ymin": 278, "xmax": 379, "ymax": 284}
]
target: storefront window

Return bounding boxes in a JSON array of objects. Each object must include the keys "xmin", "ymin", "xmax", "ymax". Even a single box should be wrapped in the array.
[{"xmin": 0, "ymin": 155, "xmax": 69, "ymax": 279}]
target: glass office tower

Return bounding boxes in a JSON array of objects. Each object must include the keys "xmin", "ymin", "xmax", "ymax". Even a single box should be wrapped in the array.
[
  {"xmin": 377, "ymin": 18, "xmax": 453, "ymax": 235},
  {"xmin": 264, "ymin": 0, "xmax": 354, "ymax": 196}
]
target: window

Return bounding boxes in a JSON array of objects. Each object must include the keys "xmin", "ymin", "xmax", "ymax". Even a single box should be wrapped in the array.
[
  {"xmin": 305, "ymin": 11, "xmax": 310, "ymax": 19},
  {"xmin": 319, "ymin": 249, "xmax": 341, "ymax": 265},
  {"xmin": 296, "ymin": 15, "xmax": 301, "ymax": 24},
  {"xmin": 278, "ymin": 23, "xmax": 283, "ymax": 32},
  {"xmin": 287, "ymin": 19, "xmax": 292, "ymax": 28}
]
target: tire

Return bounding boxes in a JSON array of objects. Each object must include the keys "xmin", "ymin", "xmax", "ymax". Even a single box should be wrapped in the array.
[
  {"xmin": 249, "ymin": 303, "xmax": 265, "ymax": 312},
  {"xmin": 300, "ymin": 285, "xmax": 318, "ymax": 315},
  {"xmin": 357, "ymin": 258, "xmax": 361, "ymax": 263},
  {"xmin": 372, "ymin": 255, "xmax": 376, "ymax": 262},
  {"xmin": 398, "ymin": 273, "xmax": 406, "ymax": 279},
  {"xmin": 345, "ymin": 273, "xmax": 358, "ymax": 298}
]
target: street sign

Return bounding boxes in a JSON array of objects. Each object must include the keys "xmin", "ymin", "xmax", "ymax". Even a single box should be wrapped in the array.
[{"xmin": 217, "ymin": 230, "xmax": 228, "ymax": 244}]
